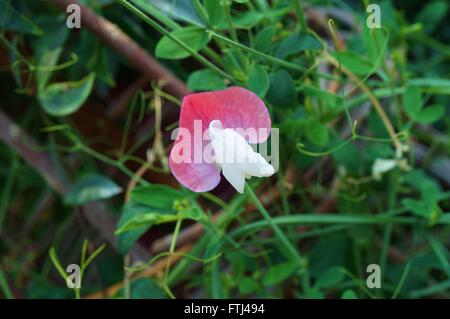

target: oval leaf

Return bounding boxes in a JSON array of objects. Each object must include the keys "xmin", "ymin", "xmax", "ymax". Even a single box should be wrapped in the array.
[
  {"xmin": 155, "ymin": 27, "xmax": 209, "ymax": 59},
  {"xmin": 187, "ymin": 69, "xmax": 226, "ymax": 91},
  {"xmin": 131, "ymin": 184, "xmax": 184, "ymax": 209},
  {"xmin": 247, "ymin": 64, "xmax": 269, "ymax": 97},
  {"xmin": 266, "ymin": 70, "xmax": 297, "ymax": 108},
  {"xmin": 416, "ymin": 104, "xmax": 445, "ymax": 124},
  {"xmin": 331, "ymin": 51, "xmax": 374, "ymax": 75},
  {"xmin": 315, "ymin": 266, "xmax": 345, "ymax": 289},
  {"xmin": 64, "ymin": 174, "xmax": 122, "ymax": 206},
  {"xmin": 306, "ymin": 119, "xmax": 330, "ymax": 147},
  {"xmin": 262, "ymin": 262, "xmax": 297, "ymax": 286},
  {"xmin": 39, "ymin": 73, "xmax": 95, "ymax": 116},
  {"xmin": 403, "ymin": 86, "xmax": 423, "ymax": 119}
]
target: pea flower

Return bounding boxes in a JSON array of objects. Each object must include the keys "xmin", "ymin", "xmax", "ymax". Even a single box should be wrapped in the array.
[{"xmin": 169, "ymin": 87, "xmax": 275, "ymax": 193}]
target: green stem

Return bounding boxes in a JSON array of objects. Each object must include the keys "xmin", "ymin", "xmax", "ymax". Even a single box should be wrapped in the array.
[
  {"xmin": 208, "ymin": 30, "xmax": 334, "ymax": 80},
  {"xmin": 229, "ymin": 210, "xmax": 429, "ymax": 239},
  {"xmin": 391, "ymin": 260, "xmax": 412, "ymax": 299},
  {"xmin": 224, "ymin": 2, "xmax": 238, "ymax": 43},
  {"xmin": 245, "ymin": 183, "xmax": 302, "ymax": 264},
  {"xmin": 0, "ymin": 269, "xmax": 13, "ymax": 299},
  {"xmin": 164, "ymin": 218, "xmax": 183, "ymax": 284},
  {"xmin": 293, "ymin": 0, "xmax": 308, "ymax": 34},
  {"xmin": 201, "ymin": 192, "xmax": 229, "ymax": 210}
]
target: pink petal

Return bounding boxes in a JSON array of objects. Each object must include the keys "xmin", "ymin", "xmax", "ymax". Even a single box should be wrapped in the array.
[
  {"xmin": 169, "ymin": 155, "xmax": 220, "ymax": 192},
  {"xmin": 179, "ymin": 87, "xmax": 271, "ymax": 143},
  {"xmin": 169, "ymin": 86, "xmax": 271, "ymax": 192}
]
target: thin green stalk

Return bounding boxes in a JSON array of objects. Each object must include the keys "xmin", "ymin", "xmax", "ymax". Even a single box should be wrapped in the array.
[
  {"xmin": 245, "ymin": 183, "xmax": 302, "ymax": 264},
  {"xmin": 293, "ymin": 0, "xmax": 308, "ymax": 33},
  {"xmin": 277, "ymin": 169, "xmax": 291, "ymax": 216},
  {"xmin": 392, "ymin": 260, "xmax": 412, "ymax": 299},
  {"xmin": 230, "ymin": 211, "xmax": 426, "ymax": 238},
  {"xmin": 409, "ymin": 279, "xmax": 450, "ymax": 298},
  {"xmin": 294, "ymin": 0, "xmax": 321, "ymax": 104},
  {"xmin": 373, "ymin": 29, "xmax": 403, "ymax": 129},
  {"xmin": 0, "ymin": 269, "xmax": 13, "ymax": 299},
  {"xmin": 164, "ymin": 218, "xmax": 183, "ymax": 281},
  {"xmin": 211, "ymin": 259, "xmax": 221, "ymax": 298},
  {"xmin": 380, "ymin": 172, "xmax": 399, "ymax": 276},
  {"xmin": 427, "ymin": 235, "xmax": 450, "ymax": 277},
  {"xmin": 222, "ymin": 1, "xmax": 246, "ymax": 68},
  {"xmin": 201, "ymin": 192, "xmax": 229, "ymax": 210},
  {"xmin": 119, "ymin": 92, "xmax": 140, "ymax": 157},
  {"xmin": 124, "ymin": 255, "xmax": 131, "ymax": 299},
  {"xmin": 208, "ymin": 30, "xmax": 334, "ymax": 80},
  {"xmin": 224, "ymin": 2, "xmax": 238, "ymax": 43}
]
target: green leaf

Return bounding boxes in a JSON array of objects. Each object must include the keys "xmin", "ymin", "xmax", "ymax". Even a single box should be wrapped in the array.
[
  {"xmin": 403, "ymin": 87, "xmax": 423, "ymax": 119},
  {"xmin": 93, "ymin": 47, "xmax": 116, "ymax": 86},
  {"xmin": 187, "ymin": 69, "xmax": 226, "ymax": 91},
  {"xmin": 306, "ymin": 119, "xmax": 330, "ymax": 147},
  {"xmin": 116, "ymin": 202, "xmax": 155, "ymax": 255},
  {"xmin": 238, "ymin": 277, "xmax": 259, "ymax": 295},
  {"xmin": 402, "ymin": 198, "xmax": 442, "ymax": 224},
  {"xmin": 204, "ymin": 0, "xmax": 225, "ymax": 27},
  {"xmin": 116, "ymin": 184, "xmax": 187, "ymax": 254},
  {"xmin": 34, "ymin": 19, "xmax": 69, "ymax": 91},
  {"xmin": 115, "ymin": 206, "xmax": 206, "ymax": 235},
  {"xmin": 275, "ymin": 34, "xmax": 321, "ymax": 59},
  {"xmin": 332, "ymin": 142, "xmax": 361, "ymax": 172},
  {"xmin": 118, "ymin": 278, "xmax": 166, "ymax": 299},
  {"xmin": 417, "ymin": 0, "xmax": 449, "ymax": 33},
  {"xmin": 305, "ymin": 288, "xmax": 325, "ymax": 299},
  {"xmin": 38, "ymin": 73, "xmax": 95, "ymax": 116},
  {"xmin": 315, "ymin": 266, "xmax": 345, "ymax": 289},
  {"xmin": 302, "ymin": 84, "xmax": 343, "ymax": 109},
  {"xmin": 415, "ymin": 105, "xmax": 445, "ymax": 124},
  {"xmin": 247, "ymin": 65, "xmax": 269, "ymax": 97},
  {"xmin": 341, "ymin": 289, "xmax": 357, "ymax": 299},
  {"xmin": 331, "ymin": 51, "xmax": 374, "ymax": 75},
  {"xmin": 0, "ymin": 1, "xmax": 43, "ymax": 35},
  {"xmin": 254, "ymin": 25, "xmax": 276, "ymax": 53},
  {"xmin": 232, "ymin": 11, "xmax": 264, "ymax": 29},
  {"xmin": 130, "ymin": 184, "xmax": 184, "ymax": 209},
  {"xmin": 139, "ymin": 0, "xmax": 204, "ymax": 27},
  {"xmin": 155, "ymin": 27, "xmax": 209, "ymax": 59},
  {"xmin": 266, "ymin": 70, "xmax": 297, "ymax": 108},
  {"xmin": 360, "ymin": 19, "xmax": 386, "ymax": 62},
  {"xmin": 408, "ymin": 78, "xmax": 450, "ymax": 95},
  {"xmin": 262, "ymin": 262, "xmax": 297, "ymax": 286},
  {"xmin": 404, "ymin": 169, "xmax": 441, "ymax": 197},
  {"xmin": 64, "ymin": 174, "xmax": 122, "ymax": 206}
]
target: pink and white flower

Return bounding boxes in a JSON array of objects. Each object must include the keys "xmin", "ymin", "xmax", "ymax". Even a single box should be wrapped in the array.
[{"xmin": 169, "ymin": 87, "xmax": 275, "ymax": 193}]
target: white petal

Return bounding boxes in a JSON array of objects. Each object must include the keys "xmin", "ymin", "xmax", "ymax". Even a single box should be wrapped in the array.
[
  {"xmin": 372, "ymin": 158, "xmax": 397, "ymax": 180},
  {"xmin": 208, "ymin": 120, "xmax": 275, "ymax": 193},
  {"xmin": 241, "ymin": 152, "xmax": 274, "ymax": 177},
  {"xmin": 222, "ymin": 163, "xmax": 245, "ymax": 193}
]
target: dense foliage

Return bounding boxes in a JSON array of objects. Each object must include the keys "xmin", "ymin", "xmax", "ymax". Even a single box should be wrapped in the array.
[{"xmin": 0, "ymin": 0, "xmax": 449, "ymax": 299}]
